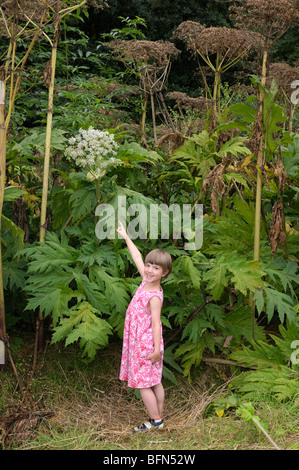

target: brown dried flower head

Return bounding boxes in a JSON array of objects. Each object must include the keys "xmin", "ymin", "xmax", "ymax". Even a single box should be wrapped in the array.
[
  {"xmin": 0, "ymin": 0, "xmax": 47, "ymax": 36},
  {"xmin": 167, "ymin": 91, "xmax": 213, "ymax": 111},
  {"xmin": 202, "ymin": 155, "xmax": 233, "ymax": 213},
  {"xmin": 109, "ymin": 39, "xmax": 180, "ymax": 70},
  {"xmin": 229, "ymin": 0, "xmax": 299, "ymax": 44},
  {"xmin": 174, "ymin": 21, "xmax": 259, "ymax": 59},
  {"xmin": 197, "ymin": 26, "xmax": 259, "ymax": 58},
  {"xmin": 0, "ymin": 0, "xmax": 108, "ymax": 39},
  {"xmin": 173, "ymin": 20, "xmax": 206, "ymax": 53},
  {"xmin": 269, "ymin": 201, "xmax": 286, "ymax": 254},
  {"xmin": 267, "ymin": 62, "xmax": 299, "ymax": 95}
]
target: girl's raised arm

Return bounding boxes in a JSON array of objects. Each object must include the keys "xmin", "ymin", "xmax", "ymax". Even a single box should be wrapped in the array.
[{"xmin": 116, "ymin": 221, "xmax": 145, "ymax": 277}]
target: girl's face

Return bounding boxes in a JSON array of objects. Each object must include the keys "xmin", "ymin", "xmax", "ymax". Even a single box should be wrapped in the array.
[{"xmin": 144, "ymin": 262, "xmax": 166, "ymax": 284}]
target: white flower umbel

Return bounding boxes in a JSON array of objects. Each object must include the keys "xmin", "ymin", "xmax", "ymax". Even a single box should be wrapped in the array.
[{"xmin": 65, "ymin": 126, "xmax": 121, "ymax": 180}]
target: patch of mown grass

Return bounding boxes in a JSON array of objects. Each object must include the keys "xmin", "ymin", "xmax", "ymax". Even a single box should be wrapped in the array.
[{"xmin": 1, "ymin": 338, "xmax": 298, "ymax": 450}]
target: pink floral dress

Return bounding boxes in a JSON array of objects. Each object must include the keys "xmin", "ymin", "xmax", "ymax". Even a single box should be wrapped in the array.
[{"xmin": 119, "ymin": 279, "xmax": 164, "ymax": 389}]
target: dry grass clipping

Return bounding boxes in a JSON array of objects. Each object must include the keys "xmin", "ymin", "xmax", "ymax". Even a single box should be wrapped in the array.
[{"xmin": 47, "ymin": 378, "xmax": 230, "ymax": 445}]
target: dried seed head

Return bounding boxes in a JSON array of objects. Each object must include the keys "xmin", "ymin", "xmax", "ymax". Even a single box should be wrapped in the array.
[
  {"xmin": 167, "ymin": 91, "xmax": 213, "ymax": 111},
  {"xmin": 203, "ymin": 156, "xmax": 233, "ymax": 213},
  {"xmin": 274, "ymin": 148, "xmax": 287, "ymax": 193},
  {"xmin": 174, "ymin": 21, "xmax": 259, "ymax": 58},
  {"xmin": 87, "ymin": 0, "xmax": 108, "ymax": 7},
  {"xmin": 229, "ymin": 0, "xmax": 299, "ymax": 45},
  {"xmin": 109, "ymin": 40, "xmax": 180, "ymax": 93},
  {"xmin": 0, "ymin": 0, "xmax": 48, "ymax": 36},
  {"xmin": 267, "ymin": 62, "xmax": 299, "ymax": 95},
  {"xmin": 269, "ymin": 201, "xmax": 286, "ymax": 254},
  {"xmin": 109, "ymin": 39, "xmax": 180, "ymax": 69},
  {"xmin": 0, "ymin": 1, "xmax": 108, "ymax": 36},
  {"xmin": 197, "ymin": 27, "xmax": 259, "ymax": 58},
  {"xmin": 173, "ymin": 20, "xmax": 206, "ymax": 54}
]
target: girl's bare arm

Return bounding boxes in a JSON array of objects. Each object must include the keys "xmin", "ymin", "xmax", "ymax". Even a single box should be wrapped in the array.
[
  {"xmin": 116, "ymin": 221, "xmax": 144, "ymax": 277},
  {"xmin": 147, "ymin": 296, "xmax": 162, "ymax": 364}
]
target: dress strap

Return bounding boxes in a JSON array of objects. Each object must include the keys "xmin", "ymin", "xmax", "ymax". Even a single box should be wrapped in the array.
[{"xmin": 145, "ymin": 289, "xmax": 163, "ymax": 305}]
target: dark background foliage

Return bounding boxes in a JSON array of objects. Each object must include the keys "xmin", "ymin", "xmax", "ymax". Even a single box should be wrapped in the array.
[{"xmin": 81, "ymin": 0, "xmax": 299, "ymax": 95}]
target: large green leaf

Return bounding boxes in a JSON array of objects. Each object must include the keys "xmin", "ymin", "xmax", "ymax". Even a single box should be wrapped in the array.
[
  {"xmin": 11, "ymin": 127, "xmax": 67, "ymax": 156},
  {"xmin": 217, "ymin": 137, "xmax": 252, "ymax": 158},
  {"xmin": 203, "ymin": 253, "xmax": 264, "ymax": 300},
  {"xmin": 1, "ymin": 214, "xmax": 24, "ymax": 251},
  {"xmin": 51, "ymin": 301, "xmax": 113, "ymax": 360},
  {"xmin": 203, "ymin": 261, "xmax": 228, "ymax": 300},
  {"xmin": 229, "ymin": 341, "xmax": 285, "ymax": 369},
  {"xmin": 25, "ymin": 285, "xmax": 76, "ymax": 325},
  {"xmin": 4, "ymin": 187, "xmax": 28, "ymax": 202},
  {"xmin": 264, "ymin": 287, "xmax": 297, "ymax": 324},
  {"xmin": 228, "ymin": 259, "xmax": 265, "ymax": 295}
]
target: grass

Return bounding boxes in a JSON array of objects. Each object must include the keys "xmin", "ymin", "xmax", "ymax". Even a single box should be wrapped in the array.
[{"xmin": 0, "ymin": 337, "xmax": 298, "ymax": 451}]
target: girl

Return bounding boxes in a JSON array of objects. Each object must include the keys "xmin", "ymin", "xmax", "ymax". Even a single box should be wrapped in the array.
[{"xmin": 116, "ymin": 221, "xmax": 172, "ymax": 433}]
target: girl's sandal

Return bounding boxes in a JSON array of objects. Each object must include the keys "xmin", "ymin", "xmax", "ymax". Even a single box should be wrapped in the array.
[{"xmin": 133, "ymin": 418, "xmax": 164, "ymax": 433}]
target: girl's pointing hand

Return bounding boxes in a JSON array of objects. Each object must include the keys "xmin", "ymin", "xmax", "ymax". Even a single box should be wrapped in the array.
[{"xmin": 116, "ymin": 221, "xmax": 127, "ymax": 239}]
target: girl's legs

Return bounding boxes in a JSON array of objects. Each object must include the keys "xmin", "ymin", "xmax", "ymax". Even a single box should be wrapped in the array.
[
  {"xmin": 139, "ymin": 382, "xmax": 164, "ymax": 420},
  {"xmin": 152, "ymin": 382, "xmax": 164, "ymax": 418}
]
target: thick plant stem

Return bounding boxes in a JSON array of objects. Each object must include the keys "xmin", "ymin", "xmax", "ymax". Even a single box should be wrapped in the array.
[
  {"xmin": 253, "ymin": 159, "xmax": 263, "ymax": 262},
  {"xmin": 0, "ymin": 9, "xmax": 45, "ymax": 367},
  {"xmin": 0, "ymin": 39, "xmax": 13, "ymax": 367},
  {"xmin": 213, "ymin": 52, "xmax": 221, "ymax": 114},
  {"xmin": 251, "ymin": 48, "xmax": 268, "ymax": 340},
  {"xmin": 0, "ymin": 80, "xmax": 6, "ymax": 369},
  {"xmin": 252, "ymin": 417, "xmax": 281, "ymax": 450},
  {"xmin": 150, "ymin": 90, "xmax": 157, "ymax": 144},
  {"xmin": 37, "ymin": 16, "xmax": 60, "ymax": 351},
  {"xmin": 141, "ymin": 95, "xmax": 148, "ymax": 145},
  {"xmin": 39, "ymin": 18, "xmax": 60, "ymax": 245},
  {"xmin": 37, "ymin": 1, "xmax": 90, "ymax": 352},
  {"xmin": 253, "ymin": 49, "xmax": 267, "ymax": 262}
]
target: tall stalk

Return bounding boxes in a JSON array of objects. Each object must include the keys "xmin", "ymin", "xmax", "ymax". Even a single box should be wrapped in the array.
[
  {"xmin": 140, "ymin": 75, "xmax": 148, "ymax": 146},
  {"xmin": 36, "ymin": 14, "xmax": 60, "ymax": 350},
  {"xmin": 253, "ymin": 48, "xmax": 268, "ymax": 262},
  {"xmin": 250, "ymin": 49, "xmax": 267, "ymax": 340},
  {"xmin": 36, "ymin": 0, "xmax": 89, "ymax": 350},
  {"xmin": 0, "ymin": 6, "xmax": 46, "ymax": 367},
  {"xmin": 0, "ymin": 76, "xmax": 6, "ymax": 368},
  {"xmin": 39, "ymin": 15, "xmax": 60, "ymax": 245},
  {"xmin": 228, "ymin": 0, "xmax": 299, "ymax": 340}
]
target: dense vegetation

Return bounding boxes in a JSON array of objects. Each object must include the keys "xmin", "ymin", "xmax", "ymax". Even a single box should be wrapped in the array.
[{"xmin": 0, "ymin": 0, "xmax": 299, "ymax": 449}]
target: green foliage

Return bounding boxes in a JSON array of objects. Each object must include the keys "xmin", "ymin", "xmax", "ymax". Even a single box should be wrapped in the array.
[
  {"xmin": 228, "ymin": 320, "xmax": 299, "ymax": 403},
  {"xmin": 101, "ymin": 16, "xmax": 147, "ymax": 41},
  {"xmin": 51, "ymin": 301, "xmax": 113, "ymax": 361},
  {"xmin": 254, "ymin": 259, "xmax": 299, "ymax": 324},
  {"xmin": 203, "ymin": 253, "xmax": 265, "ymax": 300},
  {"xmin": 20, "ymin": 230, "xmax": 129, "ymax": 359},
  {"xmin": 10, "ymin": 128, "xmax": 67, "ymax": 157},
  {"xmin": 1, "ymin": 3, "xmax": 298, "ymax": 391},
  {"xmin": 236, "ymin": 402, "xmax": 263, "ymax": 426}
]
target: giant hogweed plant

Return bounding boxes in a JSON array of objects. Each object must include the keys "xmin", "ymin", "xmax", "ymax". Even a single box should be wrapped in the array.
[
  {"xmin": 18, "ymin": 137, "xmax": 163, "ymax": 360},
  {"xmin": 19, "ymin": 107, "xmax": 298, "ymax": 379},
  {"xmin": 20, "ymin": 218, "xmax": 267, "ymax": 368},
  {"xmin": 155, "ymin": 89, "xmax": 298, "ymax": 376},
  {"xmin": 18, "ymin": 165, "xmax": 268, "ymax": 375},
  {"xmin": 12, "ymin": 128, "xmax": 261, "ymax": 371},
  {"xmin": 6, "ymin": 169, "xmax": 298, "ymax": 379},
  {"xmin": 4, "ymin": 104, "xmax": 298, "ymax": 381}
]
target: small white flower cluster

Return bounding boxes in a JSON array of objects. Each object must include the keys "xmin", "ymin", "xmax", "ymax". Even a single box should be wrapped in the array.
[{"xmin": 65, "ymin": 126, "xmax": 122, "ymax": 180}]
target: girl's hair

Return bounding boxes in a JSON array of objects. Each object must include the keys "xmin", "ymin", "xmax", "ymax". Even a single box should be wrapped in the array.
[{"xmin": 144, "ymin": 249, "xmax": 172, "ymax": 279}]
